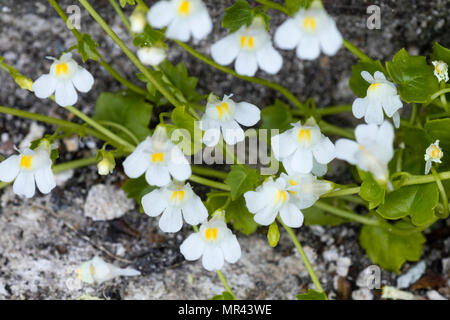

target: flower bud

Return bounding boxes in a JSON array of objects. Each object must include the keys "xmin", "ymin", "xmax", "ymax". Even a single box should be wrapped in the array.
[
  {"xmin": 130, "ymin": 10, "xmax": 147, "ymax": 34},
  {"xmin": 267, "ymin": 221, "xmax": 280, "ymax": 247},
  {"xmin": 137, "ymin": 46, "xmax": 167, "ymax": 67}
]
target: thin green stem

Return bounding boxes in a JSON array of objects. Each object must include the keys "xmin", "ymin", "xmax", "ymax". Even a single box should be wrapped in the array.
[
  {"xmin": 78, "ymin": 0, "xmax": 182, "ymax": 108},
  {"xmin": 317, "ymin": 120, "xmax": 354, "ymax": 139},
  {"xmin": 216, "ymin": 270, "xmax": 236, "ymax": 299},
  {"xmin": 189, "ymin": 175, "xmax": 230, "ymax": 191},
  {"xmin": 98, "ymin": 120, "xmax": 140, "ymax": 146},
  {"xmin": 173, "ymin": 40, "xmax": 306, "ymax": 113},
  {"xmin": 65, "ymin": 106, "xmax": 135, "ymax": 152},
  {"xmin": 291, "ymin": 105, "xmax": 352, "ymax": 117},
  {"xmin": 429, "ymin": 88, "xmax": 450, "ymax": 105},
  {"xmin": 191, "ymin": 166, "xmax": 228, "ymax": 180},
  {"xmin": 431, "ymin": 167, "xmax": 449, "ymax": 219},
  {"xmin": 278, "ymin": 218, "xmax": 325, "ymax": 294},
  {"xmin": 48, "ymin": 0, "xmax": 147, "ymax": 97},
  {"xmin": 321, "ymin": 186, "xmax": 360, "ymax": 198},
  {"xmin": 409, "ymin": 103, "xmax": 418, "ymax": 125},
  {"xmin": 254, "ymin": 0, "xmax": 290, "ymax": 15},
  {"xmin": 109, "ymin": 0, "xmax": 132, "ymax": 34},
  {"xmin": 314, "ymin": 200, "xmax": 378, "ymax": 226},
  {"xmin": 342, "ymin": 39, "xmax": 373, "ymax": 63}
]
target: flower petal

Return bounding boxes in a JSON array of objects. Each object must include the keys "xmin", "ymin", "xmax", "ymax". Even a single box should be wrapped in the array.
[
  {"xmin": 180, "ymin": 233, "xmax": 205, "ymax": 261},
  {"xmin": 202, "ymin": 245, "xmax": 224, "ymax": 271},
  {"xmin": 0, "ymin": 155, "xmax": 20, "ymax": 182},
  {"xmin": 71, "ymin": 68, "xmax": 94, "ymax": 93},
  {"xmin": 381, "ymin": 95, "xmax": 403, "ymax": 117},
  {"xmin": 335, "ymin": 139, "xmax": 359, "ymax": 165},
  {"xmin": 235, "ymin": 51, "xmax": 258, "ymax": 77},
  {"xmin": 352, "ymin": 97, "xmax": 368, "ymax": 119},
  {"xmin": 274, "ymin": 18, "xmax": 301, "ymax": 50},
  {"xmin": 166, "ymin": 18, "xmax": 190, "ymax": 41},
  {"xmin": 182, "ymin": 196, "xmax": 208, "ymax": 225},
  {"xmin": 364, "ymin": 100, "xmax": 384, "ymax": 125},
  {"xmin": 142, "ymin": 189, "xmax": 167, "ymax": 217},
  {"xmin": 147, "ymin": 0, "xmax": 175, "ymax": 28},
  {"xmin": 210, "ymin": 34, "xmax": 240, "ymax": 66},
  {"xmin": 221, "ymin": 120, "xmax": 245, "ymax": 145},
  {"xmin": 123, "ymin": 147, "xmax": 149, "ymax": 178},
  {"xmin": 220, "ymin": 234, "xmax": 241, "ymax": 264},
  {"xmin": 355, "ymin": 123, "xmax": 378, "ymax": 144},
  {"xmin": 256, "ymin": 43, "xmax": 283, "ymax": 75},
  {"xmin": 159, "ymin": 206, "xmax": 183, "ymax": 233},
  {"xmin": 34, "ymin": 166, "xmax": 56, "ymax": 194},
  {"xmin": 13, "ymin": 172, "xmax": 35, "ymax": 198},
  {"xmin": 54, "ymin": 79, "xmax": 78, "ymax": 107},
  {"xmin": 234, "ymin": 102, "xmax": 260, "ymax": 127},
  {"xmin": 373, "ymin": 71, "xmax": 386, "ymax": 81},
  {"xmin": 361, "ymin": 71, "xmax": 374, "ymax": 83},
  {"xmin": 189, "ymin": 8, "xmax": 212, "ymax": 40},
  {"xmin": 202, "ymin": 128, "xmax": 221, "ymax": 147},
  {"xmin": 271, "ymin": 130, "xmax": 296, "ymax": 159},
  {"xmin": 319, "ymin": 23, "xmax": 342, "ymax": 56},
  {"xmin": 291, "ymin": 148, "xmax": 313, "ymax": 174},
  {"xmin": 280, "ymin": 203, "xmax": 304, "ymax": 228},
  {"xmin": 311, "ymin": 160, "xmax": 328, "ymax": 177},
  {"xmin": 312, "ymin": 137, "xmax": 335, "ymax": 164},
  {"xmin": 244, "ymin": 190, "xmax": 266, "ymax": 213},
  {"xmin": 254, "ymin": 206, "xmax": 278, "ymax": 226},
  {"xmin": 168, "ymin": 148, "xmax": 192, "ymax": 181},
  {"xmin": 145, "ymin": 164, "xmax": 171, "ymax": 186},
  {"xmin": 32, "ymin": 74, "xmax": 57, "ymax": 99},
  {"xmin": 296, "ymin": 36, "xmax": 320, "ymax": 60}
]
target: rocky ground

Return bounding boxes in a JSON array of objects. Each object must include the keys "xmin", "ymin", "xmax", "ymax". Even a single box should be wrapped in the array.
[{"xmin": 0, "ymin": 0, "xmax": 449, "ymax": 300}]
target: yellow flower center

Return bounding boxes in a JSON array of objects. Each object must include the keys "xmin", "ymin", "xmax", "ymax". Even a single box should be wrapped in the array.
[
  {"xmin": 20, "ymin": 155, "xmax": 33, "ymax": 170},
  {"xmin": 171, "ymin": 190, "xmax": 185, "ymax": 203},
  {"xmin": 289, "ymin": 179, "xmax": 298, "ymax": 186},
  {"xmin": 368, "ymin": 83, "xmax": 381, "ymax": 91},
  {"xmin": 298, "ymin": 129, "xmax": 311, "ymax": 142},
  {"xmin": 430, "ymin": 145, "xmax": 440, "ymax": 158},
  {"xmin": 151, "ymin": 152, "xmax": 164, "ymax": 163},
  {"xmin": 240, "ymin": 36, "xmax": 254, "ymax": 49},
  {"xmin": 303, "ymin": 17, "xmax": 317, "ymax": 31},
  {"xmin": 205, "ymin": 227, "xmax": 218, "ymax": 241},
  {"xmin": 275, "ymin": 190, "xmax": 287, "ymax": 204},
  {"xmin": 216, "ymin": 102, "xmax": 231, "ymax": 119},
  {"xmin": 56, "ymin": 63, "xmax": 69, "ymax": 77},
  {"xmin": 178, "ymin": 0, "xmax": 190, "ymax": 15}
]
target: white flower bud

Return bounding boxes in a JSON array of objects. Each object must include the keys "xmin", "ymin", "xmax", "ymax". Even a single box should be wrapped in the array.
[
  {"xmin": 97, "ymin": 158, "xmax": 114, "ymax": 175},
  {"xmin": 130, "ymin": 10, "xmax": 147, "ymax": 34},
  {"xmin": 137, "ymin": 46, "xmax": 166, "ymax": 67}
]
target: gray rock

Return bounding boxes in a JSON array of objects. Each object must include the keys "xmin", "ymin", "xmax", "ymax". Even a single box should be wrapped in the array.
[{"xmin": 84, "ymin": 184, "xmax": 134, "ymax": 221}]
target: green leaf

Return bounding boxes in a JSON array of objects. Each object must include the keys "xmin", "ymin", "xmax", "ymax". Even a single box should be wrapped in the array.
[
  {"xmin": 296, "ymin": 289, "xmax": 327, "ymax": 300},
  {"xmin": 169, "ymin": 106, "xmax": 202, "ymax": 155},
  {"xmin": 122, "ymin": 176, "xmax": 156, "ymax": 212},
  {"xmin": 358, "ymin": 171, "xmax": 385, "ymax": 209},
  {"xmin": 222, "ymin": 0, "xmax": 253, "ymax": 33},
  {"xmin": 430, "ymin": 42, "xmax": 450, "ymax": 65},
  {"xmin": 349, "ymin": 60, "xmax": 385, "ymax": 97},
  {"xmin": 424, "ymin": 118, "xmax": 450, "ymax": 170},
  {"xmin": 158, "ymin": 60, "xmax": 200, "ymax": 102},
  {"xmin": 0, "ymin": 56, "xmax": 33, "ymax": 91},
  {"xmin": 359, "ymin": 221, "xmax": 426, "ymax": 273},
  {"xmin": 225, "ymin": 197, "xmax": 259, "ymax": 235},
  {"xmin": 285, "ymin": 0, "xmax": 314, "ymax": 15},
  {"xmin": 302, "ymin": 206, "xmax": 348, "ymax": 226},
  {"xmin": 205, "ymin": 191, "xmax": 229, "ymax": 213},
  {"xmin": 119, "ymin": 0, "xmax": 136, "ymax": 7},
  {"xmin": 260, "ymin": 99, "xmax": 293, "ymax": 132},
  {"xmin": 225, "ymin": 165, "xmax": 261, "ymax": 200},
  {"xmin": 211, "ymin": 291, "xmax": 235, "ymax": 300},
  {"xmin": 77, "ymin": 34, "xmax": 101, "ymax": 62},
  {"xmin": 377, "ymin": 183, "xmax": 438, "ymax": 226},
  {"xmin": 133, "ymin": 25, "xmax": 166, "ymax": 48},
  {"xmin": 386, "ymin": 49, "xmax": 440, "ymax": 103},
  {"xmin": 397, "ymin": 127, "xmax": 432, "ymax": 174},
  {"xmin": 93, "ymin": 91, "xmax": 152, "ymax": 142}
]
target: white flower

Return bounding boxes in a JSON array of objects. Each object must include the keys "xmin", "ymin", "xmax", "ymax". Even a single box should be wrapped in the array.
[
  {"xmin": 32, "ymin": 53, "xmax": 94, "ymax": 107},
  {"xmin": 271, "ymin": 118, "xmax": 335, "ymax": 176},
  {"xmin": 424, "ymin": 140, "xmax": 443, "ymax": 174},
  {"xmin": 77, "ymin": 256, "xmax": 140, "ymax": 285},
  {"xmin": 432, "ymin": 60, "xmax": 449, "ymax": 82},
  {"xmin": 180, "ymin": 215, "xmax": 241, "ymax": 271},
  {"xmin": 97, "ymin": 158, "xmax": 114, "ymax": 176},
  {"xmin": 274, "ymin": 1, "xmax": 342, "ymax": 60},
  {"xmin": 147, "ymin": 0, "xmax": 212, "ymax": 42},
  {"xmin": 130, "ymin": 9, "xmax": 147, "ymax": 33},
  {"xmin": 123, "ymin": 126, "xmax": 191, "ymax": 186},
  {"xmin": 137, "ymin": 46, "xmax": 167, "ymax": 66},
  {"xmin": 200, "ymin": 94, "xmax": 260, "ymax": 147},
  {"xmin": 142, "ymin": 181, "xmax": 208, "ymax": 233},
  {"xmin": 211, "ymin": 17, "xmax": 282, "ymax": 77},
  {"xmin": 352, "ymin": 71, "xmax": 403, "ymax": 128},
  {"xmin": 335, "ymin": 121, "xmax": 394, "ymax": 183},
  {"xmin": 281, "ymin": 172, "xmax": 333, "ymax": 209},
  {"xmin": 244, "ymin": 176, "xmax": 304, "ymax": 228},
  {"xmin": 0, "ymin": 144, "xmax": 56, "ymax": 198}
]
